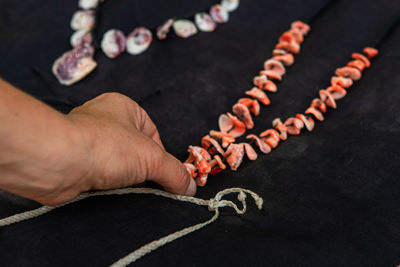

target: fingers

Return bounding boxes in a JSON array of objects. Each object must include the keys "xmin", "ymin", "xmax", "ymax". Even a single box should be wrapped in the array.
[
  {"xmin": 137, "ymin": 106, "xmax": 165, "ymax": 150},
  {"xmin": 147, "ymin": 149, "xmax": 196, "ymax": 196}
]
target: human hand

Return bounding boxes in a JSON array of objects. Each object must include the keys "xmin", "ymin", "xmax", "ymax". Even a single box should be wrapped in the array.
[
  {"xmin": 0, "ymin": 84, "xmax": 196, "ymax": 206},
  {"xmin": 65, "ymin": 93, "xmax": 197, "ymax": 203}
]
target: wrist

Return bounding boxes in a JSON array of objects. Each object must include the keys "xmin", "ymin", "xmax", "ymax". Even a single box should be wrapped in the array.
[{"xmin": 0, "ymin": 112, "xmax": 94, "ymax": 205}]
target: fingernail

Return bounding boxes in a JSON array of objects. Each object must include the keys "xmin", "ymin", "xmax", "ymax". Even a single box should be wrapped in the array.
[{"xmin": 185, "ymin": 178, "xmax": 197, "ymax": 196}]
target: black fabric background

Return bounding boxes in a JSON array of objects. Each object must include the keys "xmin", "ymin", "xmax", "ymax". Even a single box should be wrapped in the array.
[{"xmin": 1, "ymin": 0, "xmax": 400, "ymax": 266}]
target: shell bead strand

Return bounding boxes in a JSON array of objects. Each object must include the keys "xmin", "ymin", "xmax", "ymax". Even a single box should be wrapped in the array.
[{"xmin": 184, "ymin": 44, "xmax": 378, "ymax": 186}]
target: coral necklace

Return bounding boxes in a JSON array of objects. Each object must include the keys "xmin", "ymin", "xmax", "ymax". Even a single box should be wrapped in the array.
[{"xmin": 182, "ymin": 18, "xmax": 379, "ymax": 186}]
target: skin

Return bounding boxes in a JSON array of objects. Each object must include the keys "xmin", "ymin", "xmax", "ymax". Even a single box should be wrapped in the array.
[{"xmin": 0, "ymin": 79, "xmax": 196, "ymax": 206}]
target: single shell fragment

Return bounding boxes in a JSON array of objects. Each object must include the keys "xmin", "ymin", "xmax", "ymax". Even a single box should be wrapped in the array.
[
  {"xmin": 305, "ymin": 107, "xmax": 324, "ymax": 121},
  {"xmin": 101, "ymin": 29, "xmax": 126, "ymax": 58},
  {"xmin": 209, "ymin": 155, "xmax": 227, "ymax": 175},
  {"xmin": 331, "ymin": 76, "xmax": 353, "ymax": 88},
  {"xmin": 319, "ymin": 90, "xmax": 337, "ymax": 109},
  {"xmin": 210, "ymin": 4, "xmax": 229, "ymax": 23},
  {"xmin": 70, "ymin": 29, "xmax": 93, "ymax": 47},
  {"xmin": 273, "ymin": 49, "xmax": 288, "ymax": 56},
  {"xmin": 224, "ymin": 143, "xmax": 244, "ymax": 171},
  {"xmin": 260, "ymin": 129, "xmax": 280, "ymax": 148},
  {"xmin": 79, "ymin": 0, "xmax": 99, "ymax": 9},
  {"xmin": 291, "ymin": 20, "xmax": 310, "ymax": 35},
  {"xmin": 259, "ymin": 70, "xmax": 282, "ymax": 81},
  {"xmin": 310, "ymin": 98, "xmax": 327, "ymax": 113},
  {"xmin": 246, "ymin": 134, "xmax": 271, "ymax": 154},
  {"xmin": 245, "ymin": 87, "xmax": 270, "ymax": 106},
  {"xmin": 326, "ymin": 85, "xmax": 347, "ymax": 100},
  {"xmin": 185, "ymin": 145, "xmax": 211, "ymax": 165},
  {"xmin": 275, "ymin": 41, "xmax": 300, "ymax": 54},
  {"xmin": 272, "ymin": 54, "xmax": 294, "ymax": 66},
  {"xmin": 126, "ymin": 27, "xmax": 152, "ymax": 55},
  {"xmin": 238, "ymin": 98, "xmax": 260, "ymax": 116},
  {"xmin": 173, "ymin": 20, "xmax": 198, "ymax": 38},
  {"xmin": 71, "ymin": 10, "xmax": 95, "ymax": 30},
  {"xmin": 264, "ymin": 59, "xmax": 286, "ymax": 76},
  {"xmin": 185, "ymin": 145, "xmax": 212, "ymax": 186},
  {"xmin": 296, "ymin": 114, "xmax": 314, "ymax": 131},
  {"xmin": 279, "ymin": 31, "xmax": 294, "ymax": 43},
  {"xmin": 221, "ymin": 0, "xmax": 240, "ymax": 12},
  {"xmin": 264, "ymin": 80, "xmax": 277, "ymax": 93},
  {"xmin": 352, "ymin": 53, "xmax": 370, "ymax": 68},
  {"xmin": 52, "ymin": 44, "xmax": 97, "ymax": 86},
  {"xmin": 363, "ymin": 47, "xmax": 378, "ymax": 59},
  {"xmin": 232, "ymin": 103, "xmax": 254, "ymax": 129},
  {"xmin": 284, "ymin": 117, "xmax": 304, "ymax": 135},
  {"xmin": 156, "ymin": 19, "xmax": 174, "ymax": 40},
  {"xmin": 209, "ymin": 130, "xmax": 235, "ymax": 148},
  {"xmin": 201, "ymin": 135, "xmax": 225, "ymax": 155},
  {"xmin": 243, "ymin": 143, "xmax": 258, "ymax": 161},
  {"xmin": 253, "ymin": 75, "xmax": 268, "ymax": 86},
  {"xmin": 289, "ymin": 28, "xmax": 304, "ymax": 44},
  {"xmin": 195, "ymin": 12, "xmax": 216, "ymax": 32},
  {"xmin": 347, "ymin": 60, "xmax": 365, "ymax": 71},
  {"xmin": 253, "ymin": 75, "xmax": 277, "ymax": 92},
  {"xmin": 272, "ymin": 118, "xmax": 288, "ymax": 141},
  {"xmin": 218, "ymin": 113, "xmax": 246, "ymax": 138},
  {"xmin": 335, "ymin": 66, "xmax": 362, "ymax": 81}
]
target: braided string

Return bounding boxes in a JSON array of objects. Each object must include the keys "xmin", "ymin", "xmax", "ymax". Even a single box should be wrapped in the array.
[{"xmin": 0, "ymin": 187, "xmax": 263, "ymax": 266}]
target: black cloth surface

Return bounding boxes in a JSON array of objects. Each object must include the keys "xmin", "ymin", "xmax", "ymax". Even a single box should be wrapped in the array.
[{"xmin": 1, "ymin": 0, "xmax": 400, "ymax": 266}]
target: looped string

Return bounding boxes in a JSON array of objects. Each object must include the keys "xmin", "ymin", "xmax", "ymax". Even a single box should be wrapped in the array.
[{"xmin": 0, "ymin": 187, "xmax": 263, "ymax": 266}]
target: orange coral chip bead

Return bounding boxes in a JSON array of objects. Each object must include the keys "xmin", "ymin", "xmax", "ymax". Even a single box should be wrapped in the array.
[
  {"xmin": 284, "ymin": 117, "xmax": 304, "ymax": 135},
  {"xmin": 363, "ymin": 47, "xmax": 378, "ymax": 59},
  {"xmin": 243, "ymin": 143, "xmax": 258, "ymax": 160},
  {"xmin": 296, "ymin": 114, "xmax": 315, "ymax": 131},
  {"xmin": 232, "ymin": 103, "xmax": 254, "ymax": 130},
  {"xmin": 326, "ymin": 85, "xmax": 347, "ymax": 100},
  {"xmin": 209, "ymin": 155, "xmax": 227, "ymax": 175},
  {"xmin": 264, "ymin": 80, "xmax": 278, "ymax": 93},
  {"xmin": 275, "ymin": 41, "xmax": 300, "ymax": 54},
  {"xmin": 260, "ymin": 129, "xmax": 280, "ymax": 148},
  {"xmin": 272, "ymin": 54, "xmax": 294, "ymax": 66},
  {"xmin": 238, "ymin": 98, "xmax": 260, "ymax": 116},
  {"xmin": 305, "ymin": 107, "xmax": 324, "ymax": 121},
  {"xmin": 347, "ymin": 60, "xmax": 365, "ymax": 72},
  {"xmin": 259, "ymin": 70, "xmax": 282, "ymax": 81},
  {"xmin": 310, "ymin": 98, "xmax": 327, "ymax": 113},
  {"xmin": 352, "ymin": 53, "xmax": 371, "ymax": 68},
  {"xmin": 209, "ymin": 130, "xmax": 235, "ymax": 148},
  {"xmin": 246, "ymin": 134, "xmax": 272, "ymax": 154},
  {"xmin": 264, "ymin": 59, "xmax": 286, "ymax": 76},
  {"xmin": 319, "ymin": 89, "xmax": 337, "ymax": 109},
  {"xmin": 245, "ymin": 87, "xmax": 271, "ymax": 106},
  {"xmin": 335, "ymin": 66, "xmax": 362, "ymax": 81},
  {"xmin": 331, "ymin": 76, "xmax": 353, "ymax": 88},
  {"xmin": 290, "ymin": 28, "xmax": 304, "ymax": 43},
  {"xmin": 201, "ymin": 135, "xmax": 225, "ymax": 155},
  {"xmin": 291, "ymin": 20, "xmax": 310, "ymax": 35},
  {"xmin": 272, "ymin": 118, "xmax": 288, "ymax": 140},
  {"xmin": 224, "ymin": 143, "xmax": 245, "ymax": 171}
]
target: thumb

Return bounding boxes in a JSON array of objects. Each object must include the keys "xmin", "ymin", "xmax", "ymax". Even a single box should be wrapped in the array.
[{"xmin": 147, "ymin": 149, "xmax": 197, "ymax": 196}]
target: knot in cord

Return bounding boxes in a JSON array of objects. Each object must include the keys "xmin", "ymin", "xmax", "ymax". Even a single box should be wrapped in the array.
[
  {"xmin": 207, "ymin": 188, "xmax": 264, "ymax": 214},
  {"xmin": 207, "ymin": 198, "xmax": 219, "ymax": 212}
]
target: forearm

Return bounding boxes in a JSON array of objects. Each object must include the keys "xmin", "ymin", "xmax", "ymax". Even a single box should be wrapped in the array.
[{"xmin": 0, "ymin": 79, "xmax": 91, "ymax": 203}]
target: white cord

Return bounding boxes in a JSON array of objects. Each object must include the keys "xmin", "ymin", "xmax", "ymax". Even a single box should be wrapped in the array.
[{"xmin": 0, "ymin": 187, "xmax": 263, "ymax": 266}]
